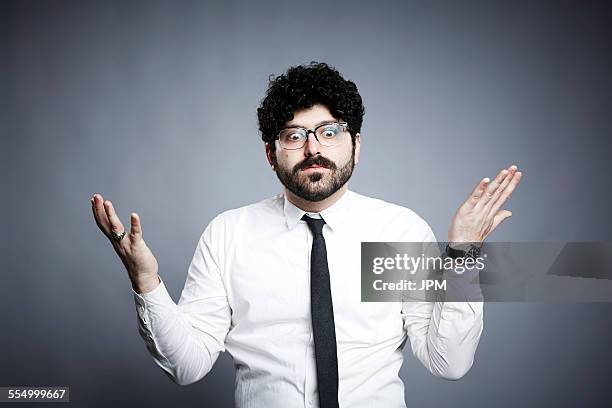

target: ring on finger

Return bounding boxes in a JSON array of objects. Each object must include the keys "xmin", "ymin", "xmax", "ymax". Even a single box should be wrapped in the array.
[{"xmin": 111, "ymin": 231, "xmax": 126, "ymax": 242}]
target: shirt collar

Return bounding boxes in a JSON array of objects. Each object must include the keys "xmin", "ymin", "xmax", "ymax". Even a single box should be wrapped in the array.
[{"xmin": 282, "ymin": 188, "xmax": 353, "ymax": 232}]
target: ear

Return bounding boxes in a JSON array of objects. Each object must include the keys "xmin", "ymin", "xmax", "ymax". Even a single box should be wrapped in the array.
[
  {"xmin": 354, "ymin": 133, "xmax": 361, "ymax": 165},
  {"xmin": 265, "ymin": 143, "xmax": 275, "ymax": 170}
]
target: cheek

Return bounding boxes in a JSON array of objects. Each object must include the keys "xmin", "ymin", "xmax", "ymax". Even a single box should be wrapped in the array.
[
  {"xmin": 276, "ymin": 151, "xmax": 300, "ymax": 169},
  {"xmin": 329, "ymin": 143, "xmax": 353, "ymax": 164}
]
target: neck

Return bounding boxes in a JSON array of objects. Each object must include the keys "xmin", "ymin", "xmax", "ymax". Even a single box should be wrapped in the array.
[{"xmin": 285, "ymin": 184, "xmax": 349, "ymax": 213}]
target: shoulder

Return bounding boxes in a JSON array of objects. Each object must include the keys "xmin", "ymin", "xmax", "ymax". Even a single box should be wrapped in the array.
[
  {"xmin": 349, "ymin": 190, "xmax": 427, "ymax": 225},
  {"xmin": 201, "ymin": 193, "xmax": 284, "ymax": 238},
  {"xmin": 349, "ymin": 190, "xmax": 435, "ymax": 241}
]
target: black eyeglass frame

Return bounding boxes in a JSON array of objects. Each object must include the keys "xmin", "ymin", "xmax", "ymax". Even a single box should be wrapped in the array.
[{"xmin": 275, "ymin": 121, "xmax": 350, "ymax": 150}]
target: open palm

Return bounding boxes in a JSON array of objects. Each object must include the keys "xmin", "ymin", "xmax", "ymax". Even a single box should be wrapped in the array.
[{"xmin": 91, "ymin": 193, "xmax": 159, "ymax": 292}]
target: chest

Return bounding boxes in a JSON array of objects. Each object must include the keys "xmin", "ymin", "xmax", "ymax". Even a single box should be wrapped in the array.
[{"xmin": 221, "ymin": 225, "xmax": 403, "ymax": 343}]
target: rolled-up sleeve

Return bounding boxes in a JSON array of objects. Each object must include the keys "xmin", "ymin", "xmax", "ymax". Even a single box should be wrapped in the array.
[{"xmin": 132, "ymin": 218, "xmax": 231, "ymax": 386}]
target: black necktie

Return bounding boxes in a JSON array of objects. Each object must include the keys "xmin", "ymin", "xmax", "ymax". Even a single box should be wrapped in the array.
[{"xmin": 302, "ymin": 215, "xmax": 339, "ymax": 408}]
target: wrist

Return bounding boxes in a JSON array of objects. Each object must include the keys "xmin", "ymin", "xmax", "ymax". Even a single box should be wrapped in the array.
[
  {"xmin": 445, "ymin": 242, "xmax": 482, "ymax": 259},
  {"xmin": 131, "ymin": 273, "xmax": 161, "ymax": 294}
]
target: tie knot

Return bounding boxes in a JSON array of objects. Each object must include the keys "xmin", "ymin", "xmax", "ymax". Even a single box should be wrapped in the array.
[{"xmin": 302, "ymin": 214, "xmax": 326, "ymax": 236}]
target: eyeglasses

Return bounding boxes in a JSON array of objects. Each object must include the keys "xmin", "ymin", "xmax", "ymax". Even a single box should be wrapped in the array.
[{"xmin": 276, "ymin": 122, "xmax": 349, "ymax": 150}]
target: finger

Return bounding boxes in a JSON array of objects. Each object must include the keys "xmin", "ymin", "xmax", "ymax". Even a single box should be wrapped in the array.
[
  {"xmin": 475, "ymin": 167, "xmax": 511, "ymax": 209},
  {"xmin": 491, "ymin": 210, "xmax": 513, "ymax": 231},
  {"xmin": 91, "ymin": 194, "xmax": 112, "ymax": 235},
  {"xmin": 130, "ymin": 212, "xmax": 142, "ymax": 238},
  {"xmin": 467, "ymin": 177, "xmax": 491, "ymax": 205},
  {"xmin": 487, "ymin": 171, "xmax": 522, "ymax": 216},
  {"xmin": 103, "ymin": 200, "xmax": 126, "ymax": 237},
  {"xmin": 484, "ymin": 165, "xmax": 517, "ymax": 208}
]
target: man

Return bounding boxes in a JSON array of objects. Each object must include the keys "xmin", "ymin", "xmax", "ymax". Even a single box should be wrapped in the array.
[{"xmin": 91, "ymin": 62, "xmax": 521, "ymax": 408}]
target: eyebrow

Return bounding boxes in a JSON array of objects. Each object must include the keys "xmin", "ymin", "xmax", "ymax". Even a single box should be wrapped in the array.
[{"xmin": 282, "ymin": 120, "xmax": 337, "ymax": 129}]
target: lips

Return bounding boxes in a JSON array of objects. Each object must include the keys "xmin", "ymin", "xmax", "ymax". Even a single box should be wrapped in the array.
[{"xmin": 303, "ymin": 164, "xmax": 328, "ymax": 170}]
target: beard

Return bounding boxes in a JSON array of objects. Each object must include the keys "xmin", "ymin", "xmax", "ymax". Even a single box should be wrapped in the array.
[{"xmin": 272, "ymin": 146, "xmax": 355, "ymax": 202}]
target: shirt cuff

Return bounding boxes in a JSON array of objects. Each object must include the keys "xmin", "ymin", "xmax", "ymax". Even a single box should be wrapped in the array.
[
  {"xmin": 131, "ymin": 277, "xmax": 176, "ymax": 373},
  {"xmin": 441, "ymin": 267, "xmax": 484, "ymax": 316},
  {"xmin": 132, "ymin": 275, "xmax": 163, "ymax": 300},
  {"xmin": 132, "ymin": 277, "xmax": 175, "ymax": 327}
]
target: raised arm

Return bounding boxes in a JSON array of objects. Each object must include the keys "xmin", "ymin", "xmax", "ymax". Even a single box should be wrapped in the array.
[
  {"xmin": 91, "ymin": 193, "xmax": 231, "ymax": 385},
  {"xmin": 402, "ymin": 164, "xmax": 522, "ymax": 380}
]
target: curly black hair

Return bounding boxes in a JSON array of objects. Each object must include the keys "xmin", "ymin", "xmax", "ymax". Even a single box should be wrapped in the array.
[{"xmin": 257, "ymin": 61, "xmax": 365, "ymax": 151}]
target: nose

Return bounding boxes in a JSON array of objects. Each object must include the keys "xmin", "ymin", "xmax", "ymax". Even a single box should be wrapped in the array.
[{"xmin": 304, "ymin": 131, "xmax": 321, "ymax": 156}]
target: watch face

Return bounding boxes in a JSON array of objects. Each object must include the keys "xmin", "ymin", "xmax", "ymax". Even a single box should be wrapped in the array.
[
  {"xmin": 446, "ymin": 244, "xmax": 481, "ymax": 259},
  {"xmin": 466, "ymin": 245, "xmax": 481, "ymax": 259}
]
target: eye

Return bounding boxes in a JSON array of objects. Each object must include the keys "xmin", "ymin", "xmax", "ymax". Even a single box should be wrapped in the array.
[
  {"xmin": 319, "ymin": 125, "xmax": 340, "ymax": 139},
  {"xmin": 280, "ymin": 130, "xmax": 305, "ymax": 143}
]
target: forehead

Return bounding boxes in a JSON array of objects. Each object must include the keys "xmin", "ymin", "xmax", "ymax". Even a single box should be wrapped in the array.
[{"xmin": 285, "ymin": 104, "xmax": 337, "ymax": 128}]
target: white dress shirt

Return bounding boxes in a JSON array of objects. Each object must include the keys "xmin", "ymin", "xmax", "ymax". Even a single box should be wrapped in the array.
[{"xmin": 132, "ymin": 189, "xmax": 484, "ymax": 408}]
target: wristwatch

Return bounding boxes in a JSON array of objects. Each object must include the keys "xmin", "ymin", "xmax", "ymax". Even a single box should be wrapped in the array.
[{"xmin": 445, "ymin": 243, "xmax": 482, "ymax": 259}]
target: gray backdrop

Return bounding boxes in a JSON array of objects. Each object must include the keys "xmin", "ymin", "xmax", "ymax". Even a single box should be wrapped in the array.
[{"xmin": 3, "ymin": 0, "xmax": 612, "ymax": 407}]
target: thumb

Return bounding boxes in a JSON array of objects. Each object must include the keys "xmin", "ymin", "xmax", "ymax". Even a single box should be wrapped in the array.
[{"xmin": 491, "ymin": 210, "xmax": 512, "ymax": 230}]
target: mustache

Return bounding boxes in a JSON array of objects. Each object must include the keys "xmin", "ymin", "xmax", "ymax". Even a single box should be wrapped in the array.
[{"xmin": 294, "ymin": 155, "xmax": 337, "ymax": 173}]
